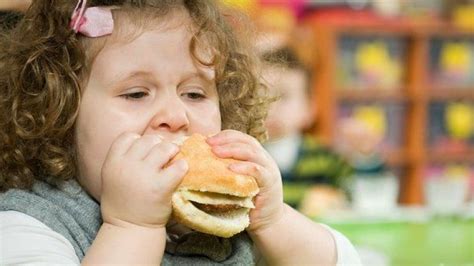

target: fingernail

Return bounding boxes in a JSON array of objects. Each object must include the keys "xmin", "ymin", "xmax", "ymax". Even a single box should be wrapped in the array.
[
  {"xmin": 153, "ymin": 135, "xmax": 163, "ymax": 144},
  {"xmin": 211, "ymin": 146, "xmax": 221, "ymax": 154},
  {"xmin": 228, "ymin": 163, "xmax": 240, "ymax": 172},
  {"xmin": 206, "ymin": 137, "xmax": 216, "ymax": 144},
  {"xmin": 178, "ymin": 159, "xmax": 188, "ymax": 171},
  {"xmin": 171, "ymin": 144, "xmax": 180, "ymax": 154},
  {"xmin": 206, "ymin": 134, "xmax": 221, "ymax": 144},
  {"xmin": 172, "ymin": 135, "xmax": 187, "ymax": 146}
]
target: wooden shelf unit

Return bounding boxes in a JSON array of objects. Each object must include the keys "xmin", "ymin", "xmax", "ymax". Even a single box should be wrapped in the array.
[
  {"xmin": 429, "ymin": 88, "xmax": 474, "ymax": 101},
  {"xmin": 382, "ymin": 149, "xmax": 407, "ymax": 167},
  {"xmin": 428, "ymin": 149, "xmax": 474, "ymax": 164},
  {"xmin": 301, "ymin": 18, "xmax": 474, "ymax": 205},
  {"xmin": 337, "ymin": 89, "xmax": 407, "ymax": 102}
]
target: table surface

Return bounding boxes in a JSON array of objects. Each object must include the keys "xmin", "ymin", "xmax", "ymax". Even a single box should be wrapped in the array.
[{"xmin": 321, "ymin": 217, "xmax": 474, "ymax": 266}]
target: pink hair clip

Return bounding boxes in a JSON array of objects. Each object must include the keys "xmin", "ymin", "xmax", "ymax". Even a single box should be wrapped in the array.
[{"xmin": 70, "ymin": 0, "xmax": 114, "ymax": 37}]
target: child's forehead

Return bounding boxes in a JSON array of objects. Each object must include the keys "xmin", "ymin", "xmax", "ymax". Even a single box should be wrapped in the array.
[
  {"xmin": 80, "ymin": 6, "xmax": 220, "ymax": 88},
  {"xmin": 102, "ymin": 8, "xmax": 215, "ymax": 60},
  {"xmin": 262, "ymin": 65, "xmax": 301, "ymax": 83},
  {"xmin": 262, "ymin": 65, "xmax": 307, "ymax": 93},
  {"xmin": 86, "ymin": 19, "xmax": 216, "ymax": 86},
  {"xmin": 80, "ymin": 8, "xmax": 189, "ymax": 56},
  {"xmin": 108, "ymin": 7, "xmax": 194, "ymax": 43}
]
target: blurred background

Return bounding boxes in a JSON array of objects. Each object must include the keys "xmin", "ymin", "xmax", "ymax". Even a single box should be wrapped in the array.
[
  {"xmin": 2, "ymin": 0, "xmax": 473, "ymax": 265},
  {"xmin": 221, "ymin": 0, "xmax": 474, "ymax": 265}
]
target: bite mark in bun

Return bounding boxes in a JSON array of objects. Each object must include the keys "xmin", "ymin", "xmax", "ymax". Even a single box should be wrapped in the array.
[{"xmin": 171, "ymin": 134, "xmax": 259, "ymax": 238}]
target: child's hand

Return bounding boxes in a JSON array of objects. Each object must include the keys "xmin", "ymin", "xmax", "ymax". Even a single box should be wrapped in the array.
[
  {"xmin": 100, "ymin": 133, "xmax": 188, "ymax": 229},
  {"xmin": 207, "ymin": 130, "xmax": 284, "ymax": 233}
]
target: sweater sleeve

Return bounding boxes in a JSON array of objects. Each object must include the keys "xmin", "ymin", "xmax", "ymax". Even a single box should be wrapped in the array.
[
  {"xmin": 320, "ymin": 223, "xmax": 363, "ymax": 266},
  {"xmin": 0, "ymin": 210, "xmax": 80, "ymax": 265}
]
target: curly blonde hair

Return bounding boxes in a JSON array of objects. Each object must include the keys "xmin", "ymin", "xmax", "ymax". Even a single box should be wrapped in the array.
[{"xmin": 0, "ymin": 0, "xmax": 270, "ymax": 192}]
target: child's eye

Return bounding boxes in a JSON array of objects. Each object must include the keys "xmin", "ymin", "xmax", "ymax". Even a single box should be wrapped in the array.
[
  {"xmin": 120, "ymin": 91, "xmax": 149, "ymax": 100},
  {"xmin": 182, "ymin": 92, "xmax": 206, "ymax": 100}
]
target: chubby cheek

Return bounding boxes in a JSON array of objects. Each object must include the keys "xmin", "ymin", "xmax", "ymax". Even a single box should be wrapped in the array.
[
  {"xmin": 74, "ymin": 109, "xmax": 134, "ymax": 201},
  {"xmin": 75, "ymin": 124, "xmax": 112, "ymax": 201},
  {"xmin": 189, "ymin": 103, "xmax": 222, "ymax": 136}
]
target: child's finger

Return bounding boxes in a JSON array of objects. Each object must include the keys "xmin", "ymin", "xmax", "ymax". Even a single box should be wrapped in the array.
[
  {"xmin": 157, "ymin": 159, "xmax": 188, "ymax": 195},
  {"xmin": 108, "ymin": 132, "xmax": 141, "ymax": 158},
  {"xmin": 144, "ymin": 141, "xmax": 179, "ymax": 169},
  {"xmin": 211, "ymin": 142, "xmax": 268, "ymax": 166},
  {"xmin": 228, "ymin": 161, "xmax": 271, "ymax": 188},
  {"xmin": 126, "ymin": 134, "xmax": 163, "ymax": 160},
  {"xmin": 207, "ymin": 129, "xmax": 260, "ymax": 147}
]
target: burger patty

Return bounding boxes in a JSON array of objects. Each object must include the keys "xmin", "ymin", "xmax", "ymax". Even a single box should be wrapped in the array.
[{"xmin": 192, "ymin": 201, "xmax": 242, "ymax": 213}]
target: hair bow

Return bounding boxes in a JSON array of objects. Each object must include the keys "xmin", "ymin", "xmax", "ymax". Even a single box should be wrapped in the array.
[{"xmin": 70, "ymin": 0, "xmax": 114, "ymax": 37}]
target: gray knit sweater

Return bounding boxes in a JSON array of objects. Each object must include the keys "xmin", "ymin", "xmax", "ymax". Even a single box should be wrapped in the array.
[{"xmin": 0, "ymin": 180, "xmax": 255, "ymax": 265}]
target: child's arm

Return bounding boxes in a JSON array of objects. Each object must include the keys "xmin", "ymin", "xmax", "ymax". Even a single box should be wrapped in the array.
[
  {"xmin": 82, "ymin": 133, "xmax": 188, "ymax": 264},
  {"xmin": 82, "ymin": 223, "xmax": 166, "ymax": 264},
  {"xmin": 208, "ymin": 130, "xmax": 360, "ymax": 265},
  {"xmin": 249, "ymin": 204, "xmax": 336, "ymax": 265}
]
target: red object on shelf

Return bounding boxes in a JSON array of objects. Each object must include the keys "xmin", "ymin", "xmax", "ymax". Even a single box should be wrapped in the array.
[
  {"xmin": 434, "ymin": 137, "xmax": 471, "ymax": 154},
  {"xmin": 302, "ymin": 7, "xmax": 449, "ymax": 31},
  {"xmin": 305, "ymin": 8, "xmax": 410, "ymax": 27},
  {"xmin": 260, "ymin": 0, "xmax": 305, "ymax": 17}
]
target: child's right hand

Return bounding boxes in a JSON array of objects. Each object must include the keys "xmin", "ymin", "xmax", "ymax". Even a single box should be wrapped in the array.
[{"xmin": 99, "ymin": 133, "xmax": 188, "ymax": 229}]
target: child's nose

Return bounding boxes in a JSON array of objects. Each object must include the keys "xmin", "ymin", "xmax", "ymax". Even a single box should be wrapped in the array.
[{"xmin": 145, "ymin": 95, "xmax": 189, "ymax": 135}]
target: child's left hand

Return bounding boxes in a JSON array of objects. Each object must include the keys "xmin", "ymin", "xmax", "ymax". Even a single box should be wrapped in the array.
[{"xmin": 206, "ymin": 130, "xmax": 284, "ymax": 233}]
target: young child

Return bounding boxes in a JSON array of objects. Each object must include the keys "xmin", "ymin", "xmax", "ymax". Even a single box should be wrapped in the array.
[
  {"xmin": 261, "ymin": 45, "xmax": 353, "ymax": 209},
  {"xmin": 0, "ymin": 0, "xmax": 361, "ymax": 264}
]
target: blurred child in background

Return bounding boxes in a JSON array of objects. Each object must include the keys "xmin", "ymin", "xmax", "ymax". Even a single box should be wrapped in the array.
[
  {"xmin": 337, "ymin": 117, "xmax": 399, "ymax": 213},
  {"xmin": 338, "ymin": 117, "xmax": 388, "ymax": 177},
  {"xmin": 260, "ymin": 42, "xmax": 353, "ymax": 216}
]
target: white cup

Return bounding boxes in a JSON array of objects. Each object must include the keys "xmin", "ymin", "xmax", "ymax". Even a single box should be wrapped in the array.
[
  {"xmin": 351, "ymin": 172, "xmax": 399, "ymax": 214},
  {"xmin": 424, "ymin": 177, "xmax": 469, "ymax": 216}
]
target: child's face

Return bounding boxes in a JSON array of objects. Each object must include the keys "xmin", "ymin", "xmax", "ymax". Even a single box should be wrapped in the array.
[
  {"xmin": 263, "ymin": 65, "xmax": 311, "ymax": 140},
  {"xmin": 74, "ymin": 18, "xmax": 221, "ymax": 200}
]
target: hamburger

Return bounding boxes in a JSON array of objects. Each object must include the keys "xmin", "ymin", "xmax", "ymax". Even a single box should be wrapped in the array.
[{"xmin": 171, "ymin": 134, "xmax": 259, "ymax": 238}]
